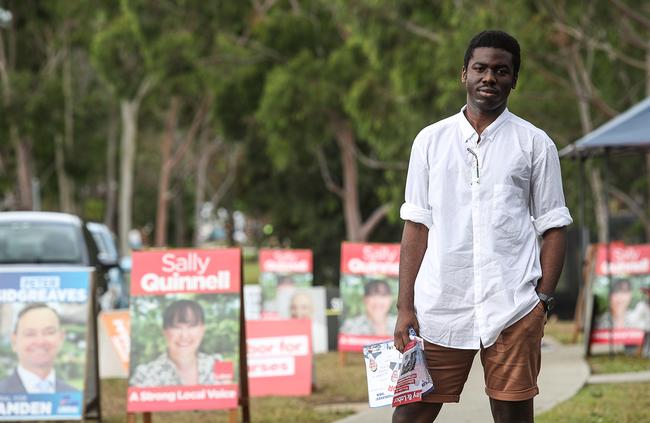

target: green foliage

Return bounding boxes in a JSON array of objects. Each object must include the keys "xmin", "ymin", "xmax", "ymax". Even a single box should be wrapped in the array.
[
  {"xmin": 1, "ymin": 0, "xmax": 648, "ymax": 263},
  {"xmin": 91, "ymin": 14, "xmax": 149, "ymax": 98}
]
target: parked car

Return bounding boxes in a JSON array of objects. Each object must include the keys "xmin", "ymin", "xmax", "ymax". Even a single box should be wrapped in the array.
[
  {"xmin": 0, "ymin": 211, "xmax": 118, "ymax": 305},
  {"xmin": 86, "ymin": 222, "xmax": 129, "ymax": 309}
]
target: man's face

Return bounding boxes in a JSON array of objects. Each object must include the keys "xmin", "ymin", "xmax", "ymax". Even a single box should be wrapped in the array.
[
  {"xmin": 462, "ymin": 47, "xmax": 516, "ymax": 114},
  {"xmin": 164, "ymin": 322, "xmax": 205, "ymax": 361},
  {"xmin": 11, "ymin": 308, "xmax": 65, "ymax": 373},
  {"xmin": 290, "ymin": 294, "xmax": 313, "ymax": 319}
]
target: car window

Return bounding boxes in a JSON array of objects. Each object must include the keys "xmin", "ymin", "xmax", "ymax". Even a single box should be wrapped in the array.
[{"xmin": 0, "ymin": 222, "xmax": 83, "ymax": 264}]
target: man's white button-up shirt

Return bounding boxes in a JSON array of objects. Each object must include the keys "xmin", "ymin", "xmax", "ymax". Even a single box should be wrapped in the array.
[{"xmin": 400, "ymin": 107, "xmax": 573, "ymax": 349}]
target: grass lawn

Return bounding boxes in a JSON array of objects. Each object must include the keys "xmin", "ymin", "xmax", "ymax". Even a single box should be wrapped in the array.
[
  {"xmin": 537, "ymin": 382, "xmax": 650, "ymax": 423},
  {"xmin": 588, "ymin": 354, "xmax": 650, "ymax": 374},
  {"xmin": 544, "ymin": 317, "xmax": 582, "ymax": 345},
  {"xmin": 98, "ymin": 352, "xmax": 367, "ymax": 423}
]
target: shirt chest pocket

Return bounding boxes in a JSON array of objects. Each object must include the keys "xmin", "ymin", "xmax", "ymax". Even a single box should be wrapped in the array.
[{"xmin": 491, "ymin": 184, "xmax": 527, "ymax": 239}]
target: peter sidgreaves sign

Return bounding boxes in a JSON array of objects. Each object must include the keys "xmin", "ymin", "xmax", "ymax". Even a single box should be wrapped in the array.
[
  {"xmin": 339, "ymin": 243, "xmax": 400, "ymax": 352},
  {"xmin": 127, "ymin": 249, "xmax": 241, "ymax": 413},
  {"xmin": 0, "ymin": 268, "xmax": 93, "ymax": 421},
  {"xmin": 590, "ymin": 243, "xmax": 650, "ymax": 347}
]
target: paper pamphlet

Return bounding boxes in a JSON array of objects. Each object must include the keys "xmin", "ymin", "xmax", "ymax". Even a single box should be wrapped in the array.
[
  {"xmin": 363, "ymin": 330, "xmax": 434, "ymax": 408},
  {"xmin": 391, "ymin": 335, "xmax": 434, "ymax": 407},
  {"xmin": 363, "ymin": 340, "xmax": 401, "ymax": 407}
]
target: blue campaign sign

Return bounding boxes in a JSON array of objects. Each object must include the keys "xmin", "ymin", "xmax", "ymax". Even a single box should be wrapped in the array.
[
  {"xmin": 0, "ymin": 267, "xmax": 92, "ymax": 421},
  {"xmin": 0, "ymin": 269, "xmax": 91, "ymax": 304},
  {"xmin": 0, "ymin": 392, "xmax": 83, "ymax": 421}
]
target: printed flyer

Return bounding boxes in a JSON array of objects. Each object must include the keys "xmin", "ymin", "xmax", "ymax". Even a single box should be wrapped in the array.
[
  {"xmin": 339, "ymin": 243, "xmax": 400, "ymax": 352},
  {"xmin": 127, "ymin": 249, "xmax": 241, "ymax": 412},
  {"xmin": 0, "ymin": 267, "xmax": 92, "ymax": 421},
  {"xmin": 259, "ymin": 249, "xmax": 313, "ymax": 319},
  {"xmin": 363, "ymin": 340, "xmax": 401, "ymax": 407},
  {"xmin": 391, "ymin": 335, "xmax": 434, "ymax": 407},
  {"xmin": 590, "ymin": 243, "xmax": 650, "ymax": 347}
]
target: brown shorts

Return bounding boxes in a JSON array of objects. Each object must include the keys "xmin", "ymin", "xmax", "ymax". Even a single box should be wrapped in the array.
[{"xmin": 421, "ymin": 301, "xmax": 546, "ymax": 403}]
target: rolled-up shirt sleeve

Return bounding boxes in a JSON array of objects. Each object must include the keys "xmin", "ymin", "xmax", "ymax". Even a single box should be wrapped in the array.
[
  {"xmin": 530, "ymin": 136, "xmax": 573, "ymax": 235},
  {"xmin": 400, "ymin": 132, "xmax": 433, "ymax": 228}
]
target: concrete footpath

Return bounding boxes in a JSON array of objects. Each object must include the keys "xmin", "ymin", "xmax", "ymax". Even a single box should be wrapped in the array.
[{"xmin": 332, "ymin": 340, "xmax": 589, "ymax": 423}]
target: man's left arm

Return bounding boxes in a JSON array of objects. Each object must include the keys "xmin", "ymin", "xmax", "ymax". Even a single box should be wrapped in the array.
[{"xmin": 536, "ymin": 226, "xmax": 567, "ymax": 296}]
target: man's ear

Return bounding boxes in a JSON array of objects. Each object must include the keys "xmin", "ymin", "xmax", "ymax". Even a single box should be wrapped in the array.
[
  {"xmin": 512, "ymin": 75, "xmax": 517, "ymax": 90},
  {"xmin": 461, "ymin": 67, "xmax": 467, "ymax": 83}
]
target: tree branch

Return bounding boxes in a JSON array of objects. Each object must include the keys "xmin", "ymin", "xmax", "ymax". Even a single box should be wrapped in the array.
[
  {"xmin": 355, "ymin": 146, "xmax": 407, "ymax": 170},
  {"xmin": 609, "ymin": 0, "xmax": 650, "ymax": 28},
  {"xmin": 169, "ymin": 96, "xmax": 212, "ymax": 170},
  {"xmin": 210, "ymin": 144, "xmax": 242, "ymax": 207},
  {"xmin": 607, "ymin": 183, "xmax": 649, "ymax": 229},
  {"xmin": 315, "ymin": 145, "xmax": 344, "ymax": 198},
  {"xmin": 360, "ymin": 203, "xmax": 391, "ymax": 240}
]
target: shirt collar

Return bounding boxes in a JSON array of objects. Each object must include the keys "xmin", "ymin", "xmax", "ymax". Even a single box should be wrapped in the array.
[
  {"xmin": 457, "ymin": 105, "xmax": 511, "ymax": 143},
  {"xmin": 17, "ymin": 365, "xmax": 56, "ymax": 393}
]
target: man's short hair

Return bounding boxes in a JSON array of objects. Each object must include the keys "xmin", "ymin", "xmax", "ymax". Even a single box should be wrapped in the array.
[
  {"xmin": 464, "ymin": 30, "xmax": 521, "ymax": 78},
  {"xmin": 364, "ymin": 280, "xmax": 391, "ymax": 297},
  {"xmin": 14, "ymin": 303, "xmax": 61, "ymax": 333},
  {"xmin": 162, "ymin": 299, "xmax": 205, "ymax": 329}
]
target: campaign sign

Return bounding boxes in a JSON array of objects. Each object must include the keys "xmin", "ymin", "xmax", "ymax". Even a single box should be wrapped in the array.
[
  {"xmin": 259, "ymin": 249, "xmax": 313, "ymax": 319},
  {"xmin": 276, "ymin": 287, "xmax": 329, "ymax": 353},
  {"xmin": 590, "ymin": 243, "xmax": 650, "ymax": 347},
  {"xmin": 246, "ymin": 319, "xmax": 312, "ymax": 397},
  {"xmin": 339, "ymin": 243, "xmax": 400, "ymax": 352},
  {"xmin": 98, "ymin": 311, "xmax": 130, "ymax": 378},
  {"xmin": 0, "ymin": 267, "xmax": 92, "ymax": 421},
  {"xmin": 127, "ymin": 249, "xmax": 241, "ymax": 412}
]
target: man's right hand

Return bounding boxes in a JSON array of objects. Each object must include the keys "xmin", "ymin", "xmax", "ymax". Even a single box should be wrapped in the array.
[{"xmin": 394, "ymin": 308, "xmax": 419, "ymax": 353}]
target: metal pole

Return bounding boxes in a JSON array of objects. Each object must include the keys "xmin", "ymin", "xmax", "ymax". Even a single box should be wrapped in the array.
[
  {"xmin": 603, "ymin": 149, "xmax": 614, "ymax": 357},
  {"xmin": 578, "ymin": 155, "xmax": 593, "ymax": 356}
]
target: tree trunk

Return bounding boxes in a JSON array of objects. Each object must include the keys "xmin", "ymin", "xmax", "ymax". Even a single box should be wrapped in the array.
[
  {"xmin": 11, "ymin": 128, "xmax": 33, "ymax": 210},
  {"xmin": 104, "ymin": 109, "xmax": 119, "ymax": 231},
  {"xmin": 59, "ymin": 35, "xmax": 75, "ymax": 213},
  {"xmin": 118, "ymin": 99, "xmax": 139, "ymax": 254},
  {"xmin": 173, "ymin": 188, "xmax": 186, "ymax": 247},
  {"xmin": 194, "ymin": 134, "xmax": 222, "ymax": 246},
  {"xmin": 155, "ymin": 97, "xmax": 180, "ymax": 247},
  {"xmin": 1, "ymin": 31, "xmax": 32, "ymax": 211},
  {"xmin": 332, "ymin": 117, "xmax": 363, "ymax": 241},
  {"xmin": 54, "ymin": 135, "xmax": 74, "ymax": 212}
]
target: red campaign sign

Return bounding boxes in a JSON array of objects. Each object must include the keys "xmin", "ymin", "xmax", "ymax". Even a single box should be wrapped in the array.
[
  {"xmin": 246, "ymin": 319, "xmax": 312, "ymax": 397},
  {"xmin": 595, "ymin": 243, "xmax": 650, "ymax": 276},
  {"xmin": 340, "ymin": 242, "xmax": 400, "ymax": 276},
  {"xmin": 131, "ymin": 249, "xmax": 241, "ymax": 296},
  {"xmin": 338, "ymin": 334, "xmax": 393, "ymax": 352},
  {"xmin": 259, "ymin": 249, "xmax": 313, "ymax": 273},
  {"xmin": 127, "ymin": 385, "xmax": 238, "ymax": 412},
  {"xmin": 590, "ymin": 328, "xmax": 645, "ymax": 346}
]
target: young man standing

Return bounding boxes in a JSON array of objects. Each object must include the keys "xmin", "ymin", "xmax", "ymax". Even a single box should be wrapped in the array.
[{"xmin": 393, "ymin": 30, "xmax": 572, "ymax": 423}]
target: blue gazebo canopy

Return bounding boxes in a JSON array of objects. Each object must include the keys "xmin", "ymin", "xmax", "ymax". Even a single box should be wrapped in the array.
[{"xmin": 559, "ymin": 96, "xmax": 650, "ymax": 157}]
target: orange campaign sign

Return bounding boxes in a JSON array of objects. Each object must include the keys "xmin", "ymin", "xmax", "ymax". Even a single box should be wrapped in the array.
[
  {"xmin": 246, "ymin": 319, "xmax": 312, "ymax": 397},
  {"xmin": 100, "ymin": 310, "xmax": 130, "ymax": 371},
  {"xmin": 127, "ymin": 249, "xmax": 241, "ymax": 413},
  {"xmin": 338, "ymin": 243, "xmax": 400, "ymax": 352}
]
